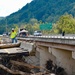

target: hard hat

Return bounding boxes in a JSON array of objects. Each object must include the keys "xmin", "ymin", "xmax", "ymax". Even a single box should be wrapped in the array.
[{"xmin": 12, "ymin": 28, "xmax": 14, "ymax": 30}]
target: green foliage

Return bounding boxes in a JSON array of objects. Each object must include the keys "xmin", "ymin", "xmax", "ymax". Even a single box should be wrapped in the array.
[
  {"xmin": 29, "ymin": 18, "xmax": 38, "ymax": 25},
  {"xmin": 32, "ymin": 23, "xmax": 40, "ymax": 31},
  {"xmin": 25, "ymin": 24, "xmax": 33, "ymax": 34},
  {"xmin": 13, "ymin": 24, "xmax": 19, "ymax": 32},
  {"xmin": 55, "ymin": 14, "xmax": 75, "ymax": 34},
  {"xmin": 0, "ymin": 0, "xmax": 75, "ymax": 34},
  {"xmin": 0, "ymin": 0, "xmax": 75, "ymax": 25}
]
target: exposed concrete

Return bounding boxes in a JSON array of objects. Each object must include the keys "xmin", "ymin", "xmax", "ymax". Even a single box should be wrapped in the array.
[
  {"xmin": 36, "ymin": 45, "xmax": 75, "ymax": 75},
  {"xmin": 18, "ymin": 36, "xmax": 75, "ymax": 45},
  {"xmin": 72, "ymin": 51, "xmax": 75, "ymax": 59},
  {"xmin": 20, "ymin": 41, "xmax": 39, "ymax": 61},
  {"xmin": 18, "ymin": 37, "xmax": 75, "ymax": 75},
  {"xmin": 37, "ymin": 46, "xmax": 56, "ymax": 72},
  {"xmin": 20, "ymin": 41, "xmax": 34, "ymax": 53},
  {"xmin": 51, "ymin": 48, "xmax": 75, "ymax": 75},
  {"xmin": 35, "ymin": 41, "xmax": 75, "ymax": 51}
]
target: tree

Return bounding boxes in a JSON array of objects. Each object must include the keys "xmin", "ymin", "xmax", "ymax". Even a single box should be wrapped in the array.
[
  {"xmin": 29, "ymin": 18, "xmax": 38, "ymax": 25},
  {"xmin": 32, "ymin": 23, "xmax": 40, "ymax": 31},
  {"xmin": 55, "ymin": 14, "xmax": 75, "ymax": 34},
  {"xmin": 25, "ymin": 24, "xmax": 33, "ymax": 34},
  {"xmin": 13, "ymin": 24, "xmax": 19, "ymax": 32}
]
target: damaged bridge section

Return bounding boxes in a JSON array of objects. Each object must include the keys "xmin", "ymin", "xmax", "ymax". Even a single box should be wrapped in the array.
[{"xmin": 18, "ymin": 36, "xmax": 75, "ymax": 75}]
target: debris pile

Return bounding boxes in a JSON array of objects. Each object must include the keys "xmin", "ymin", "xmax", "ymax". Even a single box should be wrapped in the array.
[
  {"xmin": 0, "ymin": 52, "xmax": 47, "ymax": 75},
  {"xmin": 46, "ymin": 59, "xmax": 67, "ymax": 75}
]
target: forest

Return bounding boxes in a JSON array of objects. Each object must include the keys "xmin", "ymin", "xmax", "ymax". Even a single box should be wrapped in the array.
[{"xmin": 0, "ymin": 0, "xmax": 75, "ymax": 34}]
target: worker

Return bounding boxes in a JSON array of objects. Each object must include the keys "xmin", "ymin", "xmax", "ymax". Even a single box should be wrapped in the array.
[
  {"xmin": 62, "ymin": 31, "xmax": 65, "ymax": 36},
  {"xmin": 10, "ymin": 28, "xmax": 17, "ymax": 43}
]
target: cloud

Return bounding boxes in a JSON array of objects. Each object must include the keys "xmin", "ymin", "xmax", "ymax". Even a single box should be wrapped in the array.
[{"xmin": 0, "ymin": 0, "xmax": 32, "ymax": 17}]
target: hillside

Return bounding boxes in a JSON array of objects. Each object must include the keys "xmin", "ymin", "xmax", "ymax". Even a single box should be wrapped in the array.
[
  {"xmin": 0, "ymin": 0, "xmax": 75, "ymax": 33},
  {"xmin": 5, "ymin": 0, "xmax": 75, "ymax": 24}
]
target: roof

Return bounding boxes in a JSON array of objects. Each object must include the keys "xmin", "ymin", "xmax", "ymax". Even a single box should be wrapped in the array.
[{"xmin": 20, "ymin": 30, "xmax": 28, "ymax": 33}]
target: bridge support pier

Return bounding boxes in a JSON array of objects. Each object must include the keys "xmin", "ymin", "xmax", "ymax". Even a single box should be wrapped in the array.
[{"xmin": 36, "ymin": 45, "xmax": 75, "ymax": 75}]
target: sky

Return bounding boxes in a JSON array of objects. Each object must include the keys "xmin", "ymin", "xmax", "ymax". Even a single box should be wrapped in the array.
[{"xmin": 0, "ymin": 0, "xmax": 32, "ymax": 17}]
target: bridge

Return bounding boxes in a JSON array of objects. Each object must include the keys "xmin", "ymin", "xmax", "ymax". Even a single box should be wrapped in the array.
[{"xmin": 18, "ymin": 35, "xmax": 75, "ymax": 75}]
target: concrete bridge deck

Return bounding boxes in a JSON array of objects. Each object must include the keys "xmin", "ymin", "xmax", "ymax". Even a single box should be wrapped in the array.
[
  {"xmin": 18, "ymin": 36, "xmax": 75, "ymax": 75},
  {"xmin": 0, "ymin": 35, "xmax": 75, "ymax": 75}
]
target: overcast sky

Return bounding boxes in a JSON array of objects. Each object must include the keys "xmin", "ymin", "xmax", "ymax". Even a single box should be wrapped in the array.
[{"xmin": 0, "ymin": 0, "xmax": 32, "ymax": 17}]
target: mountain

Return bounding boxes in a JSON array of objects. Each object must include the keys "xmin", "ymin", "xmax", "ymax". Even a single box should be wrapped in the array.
[
  {"xmin": 0, "ymin": 17, "xmax": 4, "ymax": 20},
  {"xmin": 5, "ymin": 0, "xmax": 75, "ymax": 24},
  {"xmin": 0, "ymin": 0, "xmax": 75, "ymax": 33}
]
